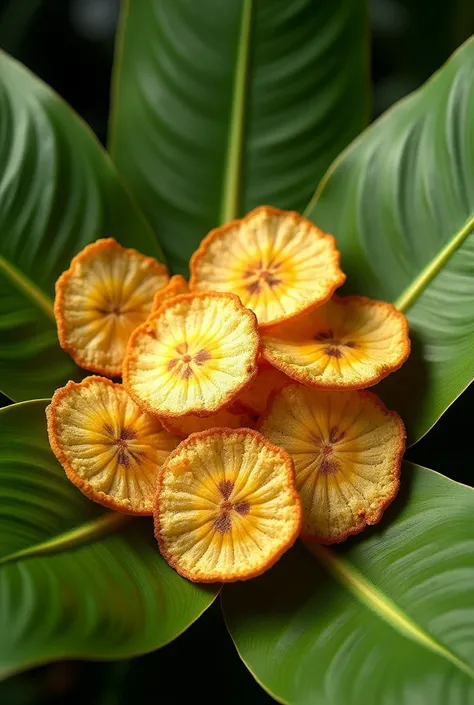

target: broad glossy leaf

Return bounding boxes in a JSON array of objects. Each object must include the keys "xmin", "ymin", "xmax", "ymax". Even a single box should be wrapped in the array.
[
  {"xmin": 306, "ymin": 38, "xmax": 474, "ymax": 444},
  {"xmin": 109, "ymin": 0, "xmax": 369, "ymax": 273},
  {"xmin": 223, "ymin": 463, "xmax": 474, "ymax": 705},
  {"xmin": 0, "ymin": 400, "xmax": 217, "ymax": 679},
  {"xmin": 0, "ymin": 50, "xmax": 164, "ymax": 402}
]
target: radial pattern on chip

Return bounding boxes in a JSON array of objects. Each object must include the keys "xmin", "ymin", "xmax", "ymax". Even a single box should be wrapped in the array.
[
  {"xmin": 55, "ymin": 238, "xmax": 169, "ymax": 377},
  {"xmin": 123, "ymin": 292, "xmax": 259, "ymax": 418},
  {"xmin": 189, "ymin": 206, "xmax": 345, "ymax": 327},
  {"xmin": 47, "ymin": 377, "xmax": 180, "ymax": 514},
  {"xmin": 151, "ymin": 274, "xmax": 189, "ymax": 315},
  {"xmin": 262, "ymin": 296, "xmax": 410, "ymax": 389},
  {"xmin": 259, "ymin": 384, "xmax": 405, "ymax": 543},
  {"xmin": 154, "ymin": 428, "xmax": 302, "ymax": 582}
]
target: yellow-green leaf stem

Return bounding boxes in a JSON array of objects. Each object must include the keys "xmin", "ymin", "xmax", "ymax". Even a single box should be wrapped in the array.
[
  {"xmin": 306, "ymin": 36, "xmax": 474, "ymax": 444},
  {"xmin": 219, "ymin": 0, "xmax": 253, "ymax": 224},
  {"xmin": 310, "ymin": 542, "xmax": 474, "ymax": 679},
  {"xmin": 223, "ymin": 463, "xmax": 474, "ymax": 704},
  {"xmin": 0, "ymin": 253, "xmax": 54, "ymax": 320},
  {"xmin": 0, "ymin": 512, "xmax": 131, "ymax": 567},
  {"xmin": 109, "ymin": 0, "xmax": 369, "ymax": 273},
  {"xmin": 394, "ymin": 215, "xmax": 474, "ymax": 312},
  {"xmin": 0, "ymin": 50, "xmax": 163, "ymax": 402},
  {"xmin": 0, "ymin": 400, "xmax": 218, "ymax": 678}
]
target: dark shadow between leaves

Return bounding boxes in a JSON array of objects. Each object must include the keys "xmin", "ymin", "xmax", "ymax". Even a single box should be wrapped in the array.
[
  {"xmin": 121, "ymin": 599, "xmax": 275, "ymax": 705},
  {"xmin": 223, "ymin": 541, "xmax": 332, "ymax": 624},
  {"xmin": 405, "ymin": 383, "xmax": 473, "ymax": 485},
  {"xmin": 0, "ymin": 391, "xmax": 12, "ymax": 409}
]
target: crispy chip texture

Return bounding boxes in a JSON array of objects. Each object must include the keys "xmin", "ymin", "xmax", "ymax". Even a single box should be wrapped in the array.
[
  {"xmin": 123, "ymin": 292, "xmax": 259, "ymax": 418},
  {"xmin": 161, "ymin": 405, "xmax": 255, "ymax": 438},
  {"xmin": 190, "ymin": 206, "xmax": 345, "ymax": 327},
  {"xmin": 259, "ymin": 384, "xmax": 405, "ymax": 544},
  {"xmin": 47, "ymin": 377, "xmax": 180, "ymax": 514},
  {"xmin": 151, "ymin": 274, "xmax": 189, "ymax": 314},
  {"xmin": 55, "ymin": 238, "xmax": 169, "ymax": 377},
  {"xmin": 234, "ymin": 362, "xmax": 290, "ymax": 416},
  {"xmin": 262, "ymin": 296, "xmax": 410, "ymax": 389},
  {"xmin": 154, "ymin": 428, "xmax": 302, "ymax": 582}
]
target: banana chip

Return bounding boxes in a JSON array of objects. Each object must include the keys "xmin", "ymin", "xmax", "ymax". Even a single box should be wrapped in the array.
[
  {"xmin": 154, "ymin": 428, "xmax": 302, "ymax": 582},
  {"xmin": 190, "ymin": 206, "xmax": 345, "ymax": 327},
  {"xmin": 123, "ymin": 292, "xmax": 259, "ymax": 418},
  {"xmin": 259, "ymin": 384, "xmax": 405, "ymax": 544},
  {"xmin": 262, "ymin": 296, "xmax": 410, "ymax": 389},
  {"xmin": 55, "ymin": 238, "xmax": 169, "ymax": 377},
  {"xmin": 234, "ymin": 362, "xmax": 290, "ymax": 416},
  {"xmin": 47, "ymin": 377, "xmax": 180, "ymax": 514}
]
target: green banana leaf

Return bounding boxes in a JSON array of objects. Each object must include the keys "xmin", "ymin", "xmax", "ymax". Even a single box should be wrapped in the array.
[
  {"xmin": 0, "ymin": 400, "xmax": 218, "ymax": 679},
  {"xmin": 223, "ymin": 463, "xmax": 474, "ymax": 705},
  {"xmin": 109, "ymin": 0, "xmax": 369, "ymax": 273},
  {"xmin": 306, "ymin": 37, "xmax": 474, "ymax": 445},
  {"xmin": 0, "ymin": 50, "xmax": 164, "ymax": 403}
]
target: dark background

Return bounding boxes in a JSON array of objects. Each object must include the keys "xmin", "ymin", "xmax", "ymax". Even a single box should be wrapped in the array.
[{"xmin": 0, "ymin": 1, "xmax": 472, "ymax": 703}]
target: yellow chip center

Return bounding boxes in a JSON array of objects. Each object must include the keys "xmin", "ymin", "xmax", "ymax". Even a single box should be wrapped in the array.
[
  {"xmin": 167, "ymin": 341, "xmax": 212, "ymax": 380},
  {"xmin": 241, "ymin": 257, "xmax": 285, "ymax": 295},
  {"xmin": 213, "ymin": 479, "xmax": 250, "ymax": 533},
  {"xmin": 312, "ymin": 328, "xmax": 359, "ymax": 359},
  {"xmin": 102, "ymin": 422, "xmax": 142, "ymax": 468},
  {"xmin": 314, "ymin": 425, "xmax": 346, "ymax": 475}
]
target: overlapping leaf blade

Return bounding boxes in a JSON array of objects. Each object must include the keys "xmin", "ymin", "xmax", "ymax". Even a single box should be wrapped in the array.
[
  {"xmin": 0, "ymin": 51, "xmax": 164, "ymax": 402},
  {"xmin": 109, "ymin": 0, "xmax": 369, "ymax": 273},
  {"xmin": 306, "ymin": 38, "xmax": 474, "ymax": 444},
  {"xmin": 0, "ymin": 400, "xmax": 218, "ymax": 679},
  {"xmin": 223, "ymin": 463, "xmax": 474, "ymax": 705}
]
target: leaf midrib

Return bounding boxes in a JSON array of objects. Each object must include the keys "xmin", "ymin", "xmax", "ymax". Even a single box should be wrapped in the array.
[
  {"xmin": 219, "ymin": 0, "xmax": 253, "ymax": 224},
  {"xmin": 310, "ymin": 539, "xmax": 474, "ymax": 680},
  {"xmin": 0, "ymin": 253, "xmax": 54, "ymax": 320},
  {"xmin": 393, "ymin": 213, "xmax": 474, "ymax": 312},
  {"xmin": 0, "ymin": 511, "xmax": 132, "ymax": 567},
  {"xmin": 305, "ymin": 187, "xmax": 474, "ymax": 316},
  {"xmin": 305, "ymin": 105, "xmax": 474, "ymax": 316}
]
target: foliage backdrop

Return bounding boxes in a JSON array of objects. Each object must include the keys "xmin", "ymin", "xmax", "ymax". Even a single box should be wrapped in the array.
[
  {"xmin": 307, "ymin": 38, "xmax": 474, "ymax": 445},
  {"xmin": 109, "ymin": 0, "xmax": 369, "ymax": 273},
  {"xmin": 0, "ymin": 52, "xmax": 162, "ymax": 402},
  {"xmin": 0, "ymin": 1, "xmax": 473, "ymax": 705}
]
